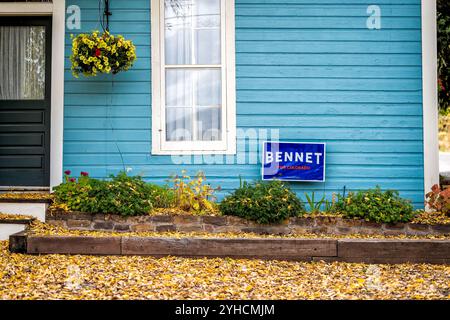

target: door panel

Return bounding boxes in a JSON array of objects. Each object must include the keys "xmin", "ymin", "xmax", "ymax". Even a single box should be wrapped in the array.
[{"xmin": 0, "ymin": 17, "xmax": 52, "ymax": 186}]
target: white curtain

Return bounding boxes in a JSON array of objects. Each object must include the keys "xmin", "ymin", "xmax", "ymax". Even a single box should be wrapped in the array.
[
  {"xmin": 0, "ymin": 26, "xmax": 46, "ymax": 100},
  {"xmin": 164, "ymin": 0, "xmax": 222, "ymax": 142}
]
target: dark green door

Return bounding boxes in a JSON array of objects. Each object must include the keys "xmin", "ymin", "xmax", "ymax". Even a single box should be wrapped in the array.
[{"xmin": 0, "ymin": 17, "xmax": 52, "ymax": 186}]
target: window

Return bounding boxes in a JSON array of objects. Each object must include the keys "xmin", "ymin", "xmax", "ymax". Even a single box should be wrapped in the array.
[
  {"xmin": 151, "ymin": 0, "xmax": 236, "ymax": 155},
  {"xmin": 0, "ymin": 26, "xmax": 46, "ymax": 100}
]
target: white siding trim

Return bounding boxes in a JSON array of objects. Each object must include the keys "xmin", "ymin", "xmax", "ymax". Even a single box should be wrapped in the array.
[
  {"xmin": 49, "ymin": 0, "xmax": 65, "ymax": 189},
  {"xmin": 0, "ymin": 2, "xmax": 53, "ymax": 15},
  {"xmin": 151, "ymin": 0, "xmax": 236, "ymax": 155},
  {"xmin": 422, "ymin": 0, "xmax": 439, "ymax": 198},
  {"xmin": 0, "ymin": 0, "xmax": 65, "ymax": 189}
]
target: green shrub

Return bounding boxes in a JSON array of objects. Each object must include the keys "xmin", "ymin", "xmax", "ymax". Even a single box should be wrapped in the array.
[
  {"xmin": 147, "ymin": 184, "xmax": 177, "ymax": 209},
  {"xmin": 219, "ymin": 180, "xmax": 305, "ymax": 224},
  {"xmin": 331, "ymin": 186, "xmax": 415, "ymax": 223},
  {"xmin": 53, "ymin": 171, "xmax": 176, "ymax": 216}
]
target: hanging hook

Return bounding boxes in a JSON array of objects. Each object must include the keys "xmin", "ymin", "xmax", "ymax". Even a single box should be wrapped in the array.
[{"xmin": 104, "ymin": 0, "xmax": 112, "ymax": 32}]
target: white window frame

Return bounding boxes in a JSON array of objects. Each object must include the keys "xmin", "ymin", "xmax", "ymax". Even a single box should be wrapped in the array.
[{"xmin": 151, "ymin": 0, "xmax": 236, "ymax": 155}]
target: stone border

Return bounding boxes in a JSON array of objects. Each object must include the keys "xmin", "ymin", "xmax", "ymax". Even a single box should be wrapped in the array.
[
  {"xmin": 46, "ymin": 210, "xmax": 450, "ymax": 237},
  {"xmin": 9, "ymin": 232, "xmax": 450, "ymax": 264}
]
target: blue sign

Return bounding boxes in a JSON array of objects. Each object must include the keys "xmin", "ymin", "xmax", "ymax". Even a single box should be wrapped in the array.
[{"xmin": 262, "ymin": 142, "xmax": 326, "ymax": 182}]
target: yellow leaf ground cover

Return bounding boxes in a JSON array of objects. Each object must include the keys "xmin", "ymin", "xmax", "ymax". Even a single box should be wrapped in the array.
[
  {"xmin": 0, "ymin": 193, "xmax": 53, "ymax": 201},
  {"xmin": 0, "ymin": 213, "xmax": 34, "ymax": 221},
  {"xmin": 0, "ymin": 241, "xmax": 449, "ymax": 300},
  {"xmin": 29, "ymin": 221, "xmax": 450, "ymax": 240},
  {"xmin": 412, "ymin": 211, "xmax": 450, "ymax": 225}
]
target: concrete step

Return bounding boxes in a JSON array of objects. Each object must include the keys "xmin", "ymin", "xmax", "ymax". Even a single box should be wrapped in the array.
[
  {"xmin": 0, "ymin": 223, "xmax": 27, "ymax": 241},
  {"xmin": 0, "ymin": 203, "xmax": 49, "ymax": 222},
  {"xmin": 0, "ymin": 217, "xmax": 34, "ymax": 241},
  {"xmin": 0, "ymin": 193, "xmax": 52, "ymax": 222},
  {"xmin": 0, "ymin": 187, "xmax": 50, "ymax": 193}
]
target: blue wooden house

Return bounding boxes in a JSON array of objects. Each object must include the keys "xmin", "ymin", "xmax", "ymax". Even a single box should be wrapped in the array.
[{"xmin": 0, "ymin": 0, "xmax": 439, "ymax": 209}]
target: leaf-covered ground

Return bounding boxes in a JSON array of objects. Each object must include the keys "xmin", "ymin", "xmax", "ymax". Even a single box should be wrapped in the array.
[
  {"xmin": 29, "ymin": 220, "xmax": 450, "ymax": 240},
  {"xmin": 0, "ymin": 241, "xmax": 449, "ymax": 300}
]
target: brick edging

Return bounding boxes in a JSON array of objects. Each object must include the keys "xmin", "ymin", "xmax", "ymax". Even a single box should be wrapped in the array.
[
  {"xmin": 10, "ymin": 232, "xmax": 450, "ymax": 264},
  {"xmin": 46, "ymin": 210, "xmax": 450, "ymax": 237}
]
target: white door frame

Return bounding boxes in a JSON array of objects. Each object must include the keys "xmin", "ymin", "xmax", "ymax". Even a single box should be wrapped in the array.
[
  {"xmin": 422, "ymin": 0, "xmax": 439, "ymax": 197},
  {"xmin": 0, "ymin": 0, "xmax": 65, "ymax": 190}
]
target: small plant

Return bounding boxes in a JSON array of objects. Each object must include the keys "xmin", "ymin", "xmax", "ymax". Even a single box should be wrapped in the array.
[
  {"xmin": 219, "ymin": 180, "xmax": 305, "ymax": 224},
  {"xmin": 303, "ymin": 192, "xmax": 327, "ymax": 214},
  {"xmin": 168, "ymin": 171, "xmax": 218, "ymax": 214},
  {"xmin": 331, "ymin": 186, "xmax": 415, "ymax": 223},
  {"xmin": 425, "ymin": 184, "xmax": 450, "ymax": 216},
  {"xmin": 70, "ymin": 30, "xmax": 136, "ymax": 78}
]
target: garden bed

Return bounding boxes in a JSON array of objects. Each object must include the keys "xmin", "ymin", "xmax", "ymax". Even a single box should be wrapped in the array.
[
  {"xmin": 10, "ymin": 219, "xmax": 450, "ymax": 264},
  {"xmin": 10, "ymin": 229, "xmax": 450, "ymax": 264},
  {"xmin": 46, "ymin": 210, "xmax": 450, "ymax": 237}
]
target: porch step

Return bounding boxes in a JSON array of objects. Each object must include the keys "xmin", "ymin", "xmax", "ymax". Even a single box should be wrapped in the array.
[
  {"xmin": 0, "ymin": 216, "xmax": 34, "ymax": 241},
  {"xmin": 0, "ymin": 192, "xmax": 52, "ymax": 222},
  {"xmin": 0, "ymin": 187, "xmax": 50, "ymax": 193}
]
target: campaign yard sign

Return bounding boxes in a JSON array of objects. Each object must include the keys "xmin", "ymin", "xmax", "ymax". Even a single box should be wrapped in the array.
[{"xmin": 262, "ymin": 142, "xmax": 326, "ymax": 182}]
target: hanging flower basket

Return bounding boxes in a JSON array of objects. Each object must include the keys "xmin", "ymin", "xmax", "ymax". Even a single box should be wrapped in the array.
[{"xmin": 70, "ymin": 31, "xmax": 136, "ymax": 78}]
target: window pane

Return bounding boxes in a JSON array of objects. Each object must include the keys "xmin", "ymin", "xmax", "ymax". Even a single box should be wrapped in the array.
[
  {"xmin": 197, "ymin": 106, "xmax": 221, "ymax": 141},
  {"xmin": 0, "ymin": 26, "xmax": 46, "ymax": 100},
  {"xmin": 165, "ymin": 0, "xmax": 221, "ymax": 65},
  {"xmin": 166, "ymin": 68, "xmax": 222, "ymax": 141}
]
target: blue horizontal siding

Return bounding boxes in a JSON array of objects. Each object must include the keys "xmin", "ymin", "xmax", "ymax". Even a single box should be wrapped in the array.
[{"xmin": 64, "ymin": 0, "xmax": 425, "ymax": 207}]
